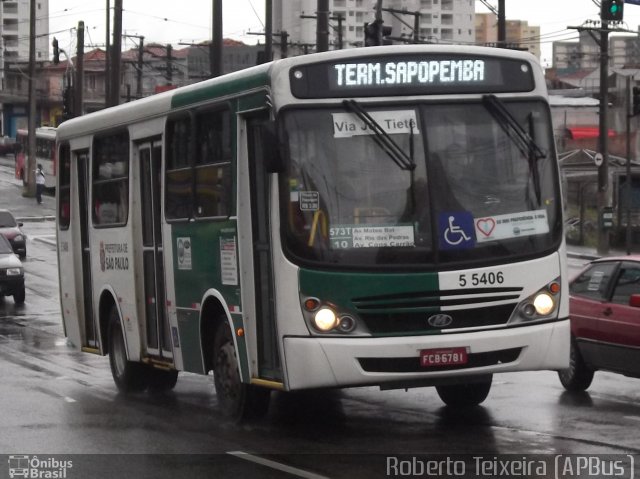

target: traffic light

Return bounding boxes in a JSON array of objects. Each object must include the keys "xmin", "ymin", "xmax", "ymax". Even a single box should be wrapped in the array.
[
  {"xmin": 364, "ymin": 21, "xmax": 379, "ymax": 47},
  {"xmin": 52, "ymin": 37, "xmax": 59, "ymax": 64},
  {"xmin": 633, "ymin": 86, "xmax": 640, "ymax": 116},
  {"xmin": 62, "ymin": 85, "xmax": 73, "ymax": 121},
  {"xmin": 601, "ymin": 0, "xmax": 624, "ymax": 22}
]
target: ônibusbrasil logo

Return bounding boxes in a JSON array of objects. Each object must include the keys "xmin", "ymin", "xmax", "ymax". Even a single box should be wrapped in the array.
[{"xmin": 8, "ymin": 455, "xmax": 73, "ymax": 478}]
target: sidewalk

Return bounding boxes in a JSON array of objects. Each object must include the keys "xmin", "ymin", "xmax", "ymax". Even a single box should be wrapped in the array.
[{"xmin": 0, "ymin": 154, "xmax": 56, "ymax": 222}]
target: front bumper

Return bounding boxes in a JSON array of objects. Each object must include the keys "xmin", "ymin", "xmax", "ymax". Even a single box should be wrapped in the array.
[
  {"xmin": 283, "ymin": 319, "xmax": 570, "ymax": 390},
  {"xmin": 0, "ymin": 276, "xmax": 24, "ymax": 296}
]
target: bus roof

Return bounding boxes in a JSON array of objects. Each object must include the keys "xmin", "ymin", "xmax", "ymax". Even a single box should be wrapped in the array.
[
  {"xmin": 57, "ymin": 45, "xmax": 544, "ymax": 142},
  {"xmin": 16, "ymin": 126, "xmax": 57, "ymax": 140}
]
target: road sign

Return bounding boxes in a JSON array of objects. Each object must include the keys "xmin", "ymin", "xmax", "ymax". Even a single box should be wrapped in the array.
[{"xmin": 594, "ymin": 152, "xmax": 604, "ymax": 167}]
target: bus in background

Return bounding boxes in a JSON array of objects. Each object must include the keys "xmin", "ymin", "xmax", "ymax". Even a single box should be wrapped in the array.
[
  {"xmin": 15, "ymin": 127, "xmax": 57, "ymax": 189},
  {"xmin": 56, "ymin": 45, "xmax": 569, "ymax": 422}
]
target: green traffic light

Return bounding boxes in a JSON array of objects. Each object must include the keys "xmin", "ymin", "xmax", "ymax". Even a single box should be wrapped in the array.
[{"xmin": 611, "ymin": 5, "xmax": 619, "ymax": 13}]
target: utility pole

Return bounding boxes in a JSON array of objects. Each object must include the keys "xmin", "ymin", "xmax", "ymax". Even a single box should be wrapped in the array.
[
  {"xmin": 137, "ymin": 36, "xmax": 144, "ymax": 97},
  {"xmin": 109, "ymin": 0, "xmax": 122, "ymax": 107},
  {"xmin": 626, "ymin": 75, "xmax": 633, "ymax": 254},
  {"xmin": 105, "ymin": 0, "xmax": 110, "ymax": 107},
  {"xmin": 316, "ymin": 0, "xmax": 329, "ymax": 52},
  {"xmin": 24, "ymin": 0, "xmax": 36, "ymax": 198},
  {"xmin": 301, "ymin": 13, "xmax": 344, "ymax": 49},
  {"xmin": 497, "ymin": 0, "xmax": 506, "ymax": 47},
  {"xmin": 265, "ymin": 0, "xmax": 273, "ymax": 62},
  {"xmin": 166, "ymin": 44, "xmax": 173, "ymax": 84},
  {"xmin": 211, "ymin": 0, "xmax": 222, "ymax": 78},
  {"xmin": 597, "ymin": 22, "xmax": 611, "ymax": 255},
  {"xmin": 75, "ymin": 21, "xmax": 85, "ymax": 117}
]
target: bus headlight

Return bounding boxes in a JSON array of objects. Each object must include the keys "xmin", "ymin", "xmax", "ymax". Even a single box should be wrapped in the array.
[
  {"xmin": 313, "ymin": 308, "xmax": 339, "ymax": 332},
  {"xmin": 533, "ymin": 293, "xmax": 554, "ymax": 316},
  {"xmin": 509, "ymin": 278, "xmax": 560, "ymax": 325}
]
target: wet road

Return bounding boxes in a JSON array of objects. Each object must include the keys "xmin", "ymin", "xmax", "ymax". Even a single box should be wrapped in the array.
[{"xmin": 0, "ymin": 219, "xmax": 639, "ymax": 478}]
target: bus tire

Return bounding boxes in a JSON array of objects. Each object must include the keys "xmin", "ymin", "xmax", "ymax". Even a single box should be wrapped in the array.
[
  {"xmin": 147, "ymin": 368, "xmax": 179, "ymax": 392},
  {"xmin": 213, "ymin": 320, "xmax": 270, "ymax": 422},
  {"xmin": 558, "ymin": 337, "xmax": 594, "ymax": 392},
  {"xmin": 436, "ymin": 375, "xmax": 492, "ymax": 407},
  {"xmin": 108, "ymin": 307, "xmax": 147, "ymax": 393},
  {"xmin": 13, "ymin": 285, "xmax": 25, "ymax": 305}
]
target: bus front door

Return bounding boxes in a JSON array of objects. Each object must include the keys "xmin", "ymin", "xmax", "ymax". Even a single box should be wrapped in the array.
[
  {"xmin": 246, "ymin": 116, "xmax": 282, "ymax": 381},
  {"xmin": 77, "ymin": 151, "xmax": 98, "ymax": 349},
  {"xmin": 138, "ymin": 141, "xmax": 172, "ymax": 360}
]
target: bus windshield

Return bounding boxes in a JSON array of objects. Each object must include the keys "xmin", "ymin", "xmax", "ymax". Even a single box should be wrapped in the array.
[{"xmin": 280, "ymin": 100, "xmax": 561, "ymax": 269}]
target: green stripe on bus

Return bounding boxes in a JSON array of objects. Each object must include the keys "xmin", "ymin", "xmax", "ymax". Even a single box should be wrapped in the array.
[
  {"xmin": 299, "ymin": 269, "xmax": 440, "ymax": 312},
  {"xmin": 171, "ymin": 68, "xmax": 270, "ymax": 109}
]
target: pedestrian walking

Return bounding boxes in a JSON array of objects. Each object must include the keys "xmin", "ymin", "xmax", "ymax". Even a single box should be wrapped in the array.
[{"xmin": 35, "ymin": 163, "xmax": 45, "ymax": 204}]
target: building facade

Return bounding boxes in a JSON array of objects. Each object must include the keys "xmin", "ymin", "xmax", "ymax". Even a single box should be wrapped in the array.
[
  {"xmin": 0, "ymin": 0, "xmax": 50, "ymax": 136},
  {"xmin": 475, "ymin": 13, "xmax": 540, "ymax": 60},
  {"xmin": 273, "ymin": 0, "xmax": 475, "ymax": 52}
]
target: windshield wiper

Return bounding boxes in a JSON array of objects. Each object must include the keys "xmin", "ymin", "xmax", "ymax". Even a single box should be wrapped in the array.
[
  {"xmin": 482, "ymin": 94, "xmax": 546, "ymax": 204},
  {"xmin": 342, "ymin": 99, "xmax": 416, "ymax": 172}
]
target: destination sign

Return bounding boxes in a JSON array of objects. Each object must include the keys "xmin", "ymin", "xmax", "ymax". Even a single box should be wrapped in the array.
[
  {"xmin": 333, "ymin": 59, "xmax": 485, "ymax": 87},
  {"xmin": 290, "ymin": 54, "xmax": 535, "ymax": 98}
]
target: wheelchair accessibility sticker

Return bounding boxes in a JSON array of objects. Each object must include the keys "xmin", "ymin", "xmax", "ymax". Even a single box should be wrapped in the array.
[{"xmin": 439, "ymin": 211, "xmax": 476, "ymax": 250}]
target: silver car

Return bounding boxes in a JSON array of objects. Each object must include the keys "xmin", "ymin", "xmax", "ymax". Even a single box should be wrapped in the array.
[{"xmin": 0, "ymin": 234, "xmax": 25, "ymax": 304}]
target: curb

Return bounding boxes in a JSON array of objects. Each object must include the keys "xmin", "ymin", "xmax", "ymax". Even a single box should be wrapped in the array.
[
  {"xmin": 566, "ymin": 252, "xmax": 599, "ymax": 261},
  {"xmin": 15, "ymin": 215, "xmax": 56, "ymax": 223}
]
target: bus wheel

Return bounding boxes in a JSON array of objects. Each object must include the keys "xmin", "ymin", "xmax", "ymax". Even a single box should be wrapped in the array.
[
  {"xmin": 213, "ymin": 320, "xmax": 270, "ymax": 422},
  {"xmin": 108, "ymin": 307, "xmax": 147, "ymax": 393},
  {"xmin": 13, "ymin": 285, "xmax": 25, "ymax": 305},
  {"xmin": 558, "ymin": 337, "xmax": 594, "ymax": 392},
  {"xmin": 147, "ymin": 368, "xmax": 179, "ymax": 392},
  {"xmin": 436, "ymin": 375, "xmax": 492, "ymax": 407}
]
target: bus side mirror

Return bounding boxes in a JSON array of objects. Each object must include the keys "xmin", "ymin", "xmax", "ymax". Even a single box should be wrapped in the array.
[
  {"xmin": 629, "ymin": 294, "xmax": 640, "ymax": 308},
  {"xmin": 263, "ymin": 124, "xmax": 284, "ymax": 174}
]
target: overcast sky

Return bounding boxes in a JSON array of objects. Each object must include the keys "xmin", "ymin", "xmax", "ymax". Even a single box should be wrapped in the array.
[{"xmin": 48, "ymin": 0, "xmax": 640, "ymax": 65}]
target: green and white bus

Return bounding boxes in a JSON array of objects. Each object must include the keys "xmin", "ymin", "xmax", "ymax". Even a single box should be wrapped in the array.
[{"xmin": 56, "ymin": 45, "xmax": 569, "ymax": 421}]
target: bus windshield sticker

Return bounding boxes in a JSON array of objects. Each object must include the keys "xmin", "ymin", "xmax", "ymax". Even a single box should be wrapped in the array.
[
  {"xmin": 438, "ymin": 211, "xmax": 476, "ymax": 250},
  {"xmin": 177, "ymin": 237, "xmax": 192, "ymax": 270},
  {"xmin": 329, "ymin": 224, "xmax": 415, "ymax": 249},
  {"xmin": 474, "ymin": 209, "xmax": 549, "ymax": 243},
  {"xmin": 220, "ymin": 236, "xmax": 239, "ymax": 286},
  {"xmin": 299, "ymin": 191, "xmax": 320, "ymax": 211},
  {"xmin": 332, "ymin": 110, "xmax": 419, "ymax": 138}
]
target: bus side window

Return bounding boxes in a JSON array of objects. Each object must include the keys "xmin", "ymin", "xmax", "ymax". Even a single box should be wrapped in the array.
[
  {"xmin": 58, "ymin": 144, "xmax": 71, "ymax": 230},
  {"xmin": 165, "ymin": 115, "xmax": 193, "ymax": 220},
  {"xmin": 194, "ymin": 108, "xmax": 232, "ymax": 218},
  {"xmin": 92, "ymin": 132, "xmax": 130, "ymax": 226}
]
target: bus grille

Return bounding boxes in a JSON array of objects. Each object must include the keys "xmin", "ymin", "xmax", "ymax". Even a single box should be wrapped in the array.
[
  {"xmin": 352, "ymin": 288, "xmax": 522, "ymax": 335},
  {"xmin": 358, "ymin": 348, "xmax": 522, "ymax": 373}
]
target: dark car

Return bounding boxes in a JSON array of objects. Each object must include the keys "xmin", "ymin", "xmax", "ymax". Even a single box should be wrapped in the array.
[
  {"xmin": 0, "ymin": 209, "xmax": 26, "ymax": 259},
  {"xmin": 558, "ymin": 256, "xmax": 640, "ymax": 391},
  {"xmin": 0, "ymin": 234, "xmax": 25, "ymax": 304}
]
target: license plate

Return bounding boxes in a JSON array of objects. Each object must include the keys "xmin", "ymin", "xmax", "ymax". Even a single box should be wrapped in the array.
[{"xmin": 420, "ymin": 347, "xmax": 468, "ymax": 367}]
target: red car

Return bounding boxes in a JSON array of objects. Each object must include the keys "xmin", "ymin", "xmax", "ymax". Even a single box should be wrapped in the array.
[
  {"xmin": 0, "ymin": 209, "xmax": 26, "ymax": 259},
  {"xmin": 559, "ymin": 256, "xmax": 640, "ymax": 391}
]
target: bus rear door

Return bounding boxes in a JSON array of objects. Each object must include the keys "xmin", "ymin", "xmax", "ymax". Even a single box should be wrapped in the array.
[{"xmin": 137, "ymin": 140, "xmax": 172, "ymax": 360}]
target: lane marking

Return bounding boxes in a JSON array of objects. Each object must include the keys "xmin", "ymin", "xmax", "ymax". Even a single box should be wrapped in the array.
[
  {"xmin": 227, "ymin": 451, "xmax": 330, "ymax": 479},
  {"xmin": 64, "ymin": 396, "xmax": 77, "ymax": 403}
]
